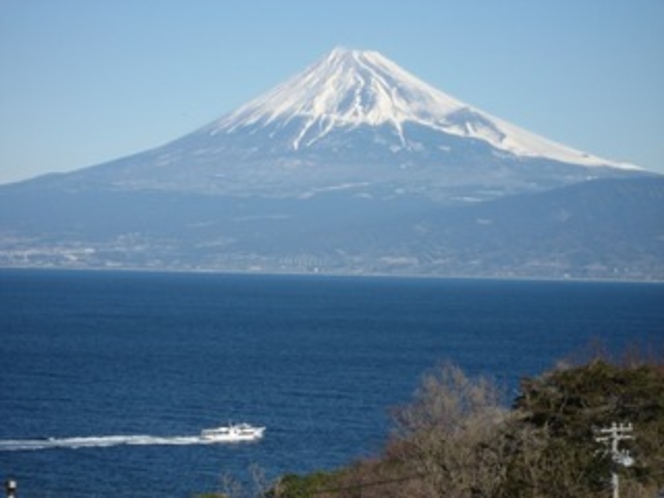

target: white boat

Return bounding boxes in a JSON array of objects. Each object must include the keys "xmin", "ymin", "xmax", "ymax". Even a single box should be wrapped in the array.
[{"xmin": 200, "ymin": 423, "xmax": 265, "ymax": 442}]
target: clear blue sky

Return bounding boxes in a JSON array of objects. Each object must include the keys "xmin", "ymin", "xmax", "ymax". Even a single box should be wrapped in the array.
[{"xmin": 1, "ymin": 0, "xmax": 663, "ymax": 184}]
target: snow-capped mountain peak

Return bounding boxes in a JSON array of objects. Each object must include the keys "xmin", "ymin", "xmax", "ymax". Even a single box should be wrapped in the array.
[
  {"xmin": 207, "ymin": 47, "xmax": 636, "ymax": 169},
  {"xmin": 212, "ymin": 47, "xmax": 469, "ymax": 147}
]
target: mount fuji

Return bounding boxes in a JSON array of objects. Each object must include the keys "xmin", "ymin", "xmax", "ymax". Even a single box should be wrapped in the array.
[
  {"xmin": 209, "ymin": 47, "xmax": 624, "ymax": 167},
  {"xmin": 21, "ymin": 47, "xmax": 641, "ymax": 201},
  {"xmin": 1, "ymin": 48, "xmax": 662, "ymax": 279}
]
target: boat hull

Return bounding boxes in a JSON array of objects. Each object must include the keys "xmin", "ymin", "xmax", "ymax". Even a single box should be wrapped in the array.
[{"xmin": 200, "ymin": 424, "xmax": 265, "ymax": 442}]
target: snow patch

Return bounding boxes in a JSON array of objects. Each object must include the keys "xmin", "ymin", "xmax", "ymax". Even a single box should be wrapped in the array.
[{"xmin": 207, "ymin": 47, "xmax": 638, "ymax": 170}]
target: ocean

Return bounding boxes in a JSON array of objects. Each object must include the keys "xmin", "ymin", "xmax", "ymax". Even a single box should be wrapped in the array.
[{"xmin": 0, "ymin": 270, "xmax": 662, "ymax": 497}]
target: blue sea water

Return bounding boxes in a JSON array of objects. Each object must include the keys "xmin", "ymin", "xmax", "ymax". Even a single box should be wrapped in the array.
[{"xmin": 0, "ymin": 270, "xmax": 662, "ymax": 497}]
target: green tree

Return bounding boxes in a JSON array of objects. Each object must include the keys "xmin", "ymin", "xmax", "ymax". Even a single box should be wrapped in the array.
[{"xmin": 513, "ymin": 358, "xmax": 664, "ymax": 496}]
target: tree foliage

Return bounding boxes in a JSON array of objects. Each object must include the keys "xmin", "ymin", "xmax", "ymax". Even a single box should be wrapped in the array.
[
  {"xmin": 239, "ymin": 352, "xmax": 664, "ymax": 497},
  {"xmin": 513, "ymin": 358, "xmax": 664, "ymax": 494}
]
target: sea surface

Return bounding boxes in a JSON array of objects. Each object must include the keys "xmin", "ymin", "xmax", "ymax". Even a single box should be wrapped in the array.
[{"xmin": 0, "ymin": 270, "xmax": 662, "ymax": 497}]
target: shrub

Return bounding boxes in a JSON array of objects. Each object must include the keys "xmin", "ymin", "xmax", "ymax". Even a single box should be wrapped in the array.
[{"xmin": 245, "ymin": 353, "xmax": 664, "ymax": 497}]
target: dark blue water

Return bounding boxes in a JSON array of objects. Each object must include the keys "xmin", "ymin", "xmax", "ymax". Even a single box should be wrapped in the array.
[{"xmin": 0, "ymin": 270, "xmax": 662, "ymax": 497}]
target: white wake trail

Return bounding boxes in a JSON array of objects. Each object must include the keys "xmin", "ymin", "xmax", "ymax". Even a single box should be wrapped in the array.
[{"xmin": 0, "ymin": 435, "xmax": 240, "ymax": 451}]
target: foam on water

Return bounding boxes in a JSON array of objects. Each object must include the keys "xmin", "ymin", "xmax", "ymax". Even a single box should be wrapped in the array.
[{"xmin": 0, "ymin": 434, "xmax": 257, "ymax": 451}]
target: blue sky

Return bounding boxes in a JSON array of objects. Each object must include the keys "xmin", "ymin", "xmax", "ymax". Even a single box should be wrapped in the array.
[{"xmin": 1, "ymin": 0, "xmax": 663, "ymax": 184}]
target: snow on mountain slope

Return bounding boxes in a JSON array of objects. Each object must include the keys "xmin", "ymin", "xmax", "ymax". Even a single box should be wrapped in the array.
[
  {"xmin": 208, "ymin": 47, "xmax": 637, "ymax": 170},
  {"xmin": 14, "ymin": 46, "xmax": 647, "ymax": 202}
]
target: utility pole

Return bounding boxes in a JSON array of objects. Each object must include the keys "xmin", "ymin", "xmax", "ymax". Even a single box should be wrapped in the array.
[{"xmin": 595, "ymin": 422, "xmax": 634, "ymax": 498}]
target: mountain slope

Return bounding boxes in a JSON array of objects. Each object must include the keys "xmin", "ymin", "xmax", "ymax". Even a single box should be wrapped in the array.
[
  {"xmin": 0, "ymin": 48, "xmax": 661, "ymax": 280},
  {"xmin": 8, "ymin": 48, "xmax": 644, "ymax": 203},
  {"xmin": 1, "ymin": 177, "xmax": 662, "ymax": 280},
  {"xmin": 209, "ymin": 47, "xmax": 632, "ymax": 167},
  {"xmin": 340, "ymin": 176, "xmax": 664, "ymax": 279}
]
